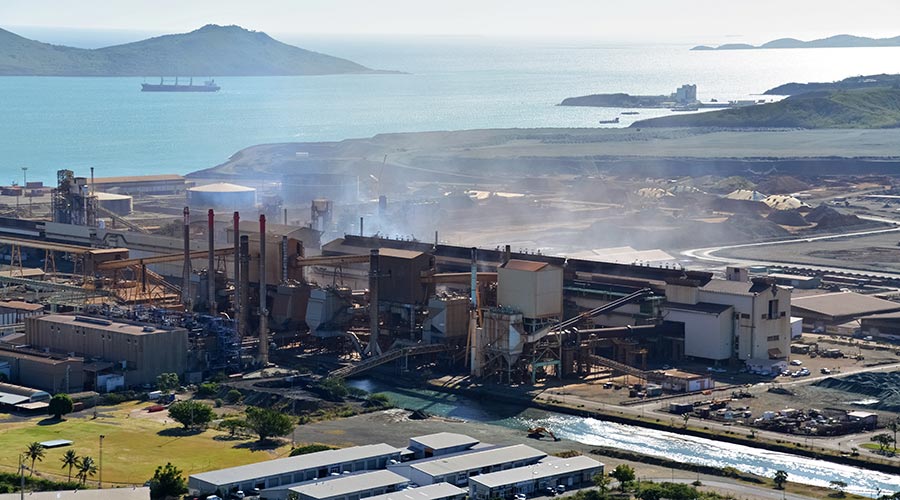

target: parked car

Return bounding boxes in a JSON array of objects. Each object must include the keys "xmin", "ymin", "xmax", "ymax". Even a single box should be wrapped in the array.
[
  {"xmin": 556, "ymin": 485, "xmax": 566, "ymax": 494},
  {"xmin": 790, "ymin": 359, "xmax": 803, "ymax": 366},
  {"xmin": 545, "ymin": 486, "xmax": 557, "ymax": 496},
  {"xmin": 821, "ymin": 368, "xmax": 831, "ymax": 374},
  {"xmin": 514, "ymin": 493, "xmax": 527, "ymax": 500}
]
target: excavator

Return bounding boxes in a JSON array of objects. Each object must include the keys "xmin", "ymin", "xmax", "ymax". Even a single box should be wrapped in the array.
[{"xmin": 527, "ymin": 427, "xmax": 560, "ymax": 441}]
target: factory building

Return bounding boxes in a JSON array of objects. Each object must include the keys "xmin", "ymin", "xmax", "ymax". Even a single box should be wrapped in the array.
[
  {"xmin": 407, "ymin": 433, "xmax": 480, "ymax": 460},
  {"xmin": 188, "ymin": 182, "xmax": 257, "ymax": 212},
  {"xmin": 0, "ymin": 382, "xmax": 50, "ymax": 411},
  {"xmin": 24, "ymin": 315, "xmax": 188, "ymax": 387},
  {"xmin": 0, "ymin": 300, "xmax": 44, "ymax": 326},
  {"xmin": 263, "ymin": 470, "xmax": 409, "ymax": 500},
  {"xmin": 0, "ymin": 347, "xmax": 84, "ymax": 393},
  {"xmin": 364, "ymin": 483, "xmax": 466, "ymax": 500},
  {"xmin": 791, "ymin": 291, "xmax": 900, "ymax": 335},
  {"xmin": 188, "ymin": 444, "xmax": 402, "ymax": 496},
  {"xmin": 91, "ymin": 174, "xmax": 186, "ymax": 195},
  {"xmin": 497, "ymin": 260, "xmax": 563, "ymax": 332},
  {"xmin": 95, "ymin": 192, "xmax": 134, "ymax": 216},
  {"xmin": 468, "ymin": 456, "xmax": 603, "ymax": 500},
  {"xmin": 401, "ymin": 444, "xmax": 546, "ymax": 487}
]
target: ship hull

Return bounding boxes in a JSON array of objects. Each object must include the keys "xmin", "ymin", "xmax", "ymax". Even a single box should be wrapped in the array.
[{"xmin": 141, "ymin": 83, "xmax": 220, "ymax": 92}]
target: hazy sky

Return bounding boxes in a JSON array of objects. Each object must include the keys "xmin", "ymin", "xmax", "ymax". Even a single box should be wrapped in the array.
[{"xmin": 3, "ymin": 0, "xmax": 900, "ymax": 43}]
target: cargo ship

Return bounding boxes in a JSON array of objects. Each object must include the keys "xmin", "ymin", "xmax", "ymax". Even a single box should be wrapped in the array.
[{"xmin": 141, "ymin": 77, "xmax": 220, "ymax": 92}]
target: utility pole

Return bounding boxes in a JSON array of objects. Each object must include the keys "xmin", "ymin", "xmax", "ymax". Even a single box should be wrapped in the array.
[
  {"xmin": 99, "ymin": 434, "xmax": 105, "ymax": 488},
  {"xmin": 21, "ymin": 167, "xmax": 29, "ymax": 216},
  {"xmin": 19, "ymin": 454, "xmax": 24, "ymax": 500}
]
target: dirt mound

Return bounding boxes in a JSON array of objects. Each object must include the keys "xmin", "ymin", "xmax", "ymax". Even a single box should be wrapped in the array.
[
  {"xmin": 766, "ymin": 209, "xmax": 811, "ymax": 226},
  {"xmin": 756, "ymin": 175, "xmax": 811, "ymax": 194},
  {"xmin": 708, "ymin": 176, "xmax": 756, "ymax": 194},
  {"xmin": 724, "ymin": 214, "xmax": 792, "ymax": 239},
  {"xmin": 805, "ymin": 204, "xmax": 867, "ymax": 229},
  {"xmin": 813, "ymin": 372, "xmax": 900, "ymax": 412}
]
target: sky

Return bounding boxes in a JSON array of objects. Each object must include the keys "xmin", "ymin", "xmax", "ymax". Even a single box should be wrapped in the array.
[{"xmin": 3, "ymin": 0, "xmax": 900, "ymax": 44}]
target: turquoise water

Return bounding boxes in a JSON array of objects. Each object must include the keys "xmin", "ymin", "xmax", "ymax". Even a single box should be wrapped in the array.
[
  {"xmin": 5, "ymin": 38, "xmax": 900, "ymax": 183},
  {"xmin": 348, "ymin": 379, "xmax": 900, "ymax": 497}
]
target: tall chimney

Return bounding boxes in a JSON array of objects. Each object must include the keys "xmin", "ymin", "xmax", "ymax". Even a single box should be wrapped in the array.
[
  {"xmin": 470, "ymin": 247, "xmax": 478, "ymax": 308},
  {"xmin": 258, "ymin": 214, "xmax": 269, "ymax": 365},
  {"xmin": 281, "ymin": 235, "xmax": 289, "ymax": 283},
  {"xmin": 283, "ymin": 208, "xmax": 288, "ymax": 225},
  {"xmin": 207, "ymin": 209, "xmax": 216, "ymax": 315},
  {"xmin": 182, "ymin": 207, "xmax": 192, "ymax": 309},
  {"xmin": 233, "ymin": 211, "xmax": 240, "ymax": 336},
  {"xmin": 239, "ymin": 235, "xmax": 250, "ymax": 339},
  {"xmin": 359, "ymin": 217, "xmax": 364, "ymax": 237},
  {"xmin": 364, "ymin": 249, "xmax": 381, "ymax": 356},
  {"xmin": 503, "ymin": 244, "xmax": 511, "ymax": 266}
]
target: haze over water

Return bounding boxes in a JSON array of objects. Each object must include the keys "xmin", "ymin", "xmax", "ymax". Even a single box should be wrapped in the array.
[{"xmin": 5, "ymin": 37, "xmax": 900, "ymax": 183}]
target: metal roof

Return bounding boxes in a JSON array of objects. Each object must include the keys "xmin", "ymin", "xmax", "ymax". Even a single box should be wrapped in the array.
[
  {"xmin": 94, "ymin": 192, "xmax": 132, "ymax": 201},
  {"xmin": 288, "ymin": 470, "xmax": 408, "ymax": 499},
  {"xmin": 0, "ymin": 300, "xmax": 44, "ymax": 311},
  {"xmin": 501, "ymin": 260, "xmax": 550, "ymax": 272},
  {"xmin": 700, "ymin": 279, "xmax": 773, "ymax": 296},
  {"xmin": 37, "ymin": 314, "xmax": 184, "ymax": 336},
  {"xmin": 189, "ymin": 182, "xmax": 256, "ymax": 193},
  {"xmin": 410, "ymin": 445, "xmax": 545, "ymax": 477},
  {"xmin": 792, "ymin": 292, "xmax": 900, "ymax": 319},
  {"xmin": 409, "ymin": 432, "xmax": 479, "ymax": 450},
  {"xmin": 379, "ymin": 248, "xmax": 425, "ymax": 260},
  {"xmin": 469, "ymin": 456, "xmax": 602, "ymax": 489},
  {"xmin": 365, "ymin": 483, "xmax": 466, "ymax": 500},
  {"xmin": 190, "ymin": 443, "xmax": 399, "ymax": 486},
  {"xmin": 92, "ymin": 174, "xmax": 183, "ymax": 184},
  {"xmin": 0, "ymin": 487, "xmax": 150, "ymax": 500}
]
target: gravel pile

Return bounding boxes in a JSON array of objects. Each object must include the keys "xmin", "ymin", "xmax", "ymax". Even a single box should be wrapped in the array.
[{"xmin": 813, "ymin": 371, "xmax": 900, "ymax": 412}]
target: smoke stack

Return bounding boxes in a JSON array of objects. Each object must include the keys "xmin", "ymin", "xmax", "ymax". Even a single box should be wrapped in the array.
[
  {"xmin": 364, "ymin": 249, "xmax": 382, "ymax": 356},
  {"xmin": 470, "ymin": 247, "xmax": 478, "ymax": 308},
  {"xmin": 233, "ymin": 211, "xmax": 240, "ymax": 336},
  {"xmin": 239, "ymin": 235, "xmax": 250, "ymax": 339},
  {"xmin": 258, "ymin": 214, "xmax": 269, "ymax": 365},
  {"xmin": 503, "ymin": 244, "xmax": 511, "ymax": 266},
  {"xmin": 182, "ymin": 207, "xmax": 192, "ymax": 309},
  {"xmin": 283, "ymin": 208, "xmax": 288, "ymax": 225},
  {"xmin": 359, "ymin": 217, "xmax": 364, "ymax": 237},
  {"xmin": 281, "ymin": 235, "xmax": 289, "ymax": 283},
  {"xmin": 208, "ymin": 209, "xmax": 216, "ymax": 315},
  {"xmin": 434, "ymin": 231, "xmax": 438, "ymax": 249}
]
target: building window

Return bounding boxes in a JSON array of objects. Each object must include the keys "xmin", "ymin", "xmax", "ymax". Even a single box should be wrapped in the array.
[
  {"xmin": 767, "ymin": 300, "xmax": 779, "ymax": 320},
  {"xmin": 767, "ymin": 335, "xmax": 780, "ymax": 342}
]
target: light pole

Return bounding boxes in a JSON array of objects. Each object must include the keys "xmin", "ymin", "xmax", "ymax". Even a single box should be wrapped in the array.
[
  {"xmin": 21, "ymin": 167, "xmax": 29, "ymax": 216},
  {"xmin": 99, "ymin": 434, "xmax": 105, "ymax": 488},
  {"xmin": 18, "ymin": 453, "xmax": 25, "ymax": 500}
]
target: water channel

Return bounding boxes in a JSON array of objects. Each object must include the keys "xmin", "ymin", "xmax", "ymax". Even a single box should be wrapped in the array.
[{"xmin": 348, "ymin": 380, "xmax": 900, "ymax": 497}]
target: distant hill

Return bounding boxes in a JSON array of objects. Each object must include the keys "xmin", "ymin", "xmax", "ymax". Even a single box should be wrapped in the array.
[
  {"xmin": 631, "ymin": 88, "xmax": 900, "ymax": 129},
  {"xmin": 764, "ymin": 74, "xmax": 900, "ymax": 96},
  {"xmin": 0, "ymin": 24, "xmax": 390, "ymax": 76},
  {"xmin": 692, "ymin": 34, "xmax": 900, "ymax": 51}
]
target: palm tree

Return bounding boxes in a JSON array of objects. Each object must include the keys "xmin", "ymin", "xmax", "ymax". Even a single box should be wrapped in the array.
[
  {"xmin": 60, "ymin": 449, "xmax": 79, "ymax": 482},
  {"xmin": 888, "ymin": 418, "xmax": 899, "ymax": 454},
  {"xmin": 24, "ymin": 442, "xmax": 45, "ymax": 476},
  {"xmin": 75, "ymin": 456, "xmax": 98, "ymax": 486}
]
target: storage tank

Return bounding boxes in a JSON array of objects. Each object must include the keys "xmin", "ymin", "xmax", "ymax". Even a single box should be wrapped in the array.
[
  {"xmin": 187, "ymin": 182, "xmax": 256, "ymax": 211},
  {"xmin": 95, "ymin": 192, "xmax": 133, "ymax": 215}
]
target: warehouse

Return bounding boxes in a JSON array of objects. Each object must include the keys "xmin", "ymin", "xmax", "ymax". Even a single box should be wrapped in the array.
[
  {"xmin": 407, "ymin": 433, "xmax": 480, "ymax": 459},
  {"xmin": 91, "ymin": 174, "xmax": 186, "ymax": 195},
  {"xmin": 0, "ymin": 346, "xmax": 84, "ymax": 393},
  {"xmin": 0, "ymin": 381, "xmax": 50, "ymax": 411},
  {"xmin": 0, "ymin": 300, "xmax": 44, "ymax": 326},
  {"xmin": 468, "ymin": 456, "xmax": 603, "ymax": 500},
  {"xmin": 24, "ymin": 314, "xmax": 188, "ymax": 387},
  {"xmin": 402, "ymin": 445, "xmax": 546, "ymax": 487},
  {"xmin": 364, "ymin": 483, "xmax": 466, "ymax": 500},
  {"xmin": 188, "ymin": 444, "xmax": 402, "ymax": 497},
  {"xmin": 791, "ymin": 291, "xmax": 900, "ymax": 334},
  {"xmin": 263, "ymin": 470, "xmax": 409, "ymax": 500}
]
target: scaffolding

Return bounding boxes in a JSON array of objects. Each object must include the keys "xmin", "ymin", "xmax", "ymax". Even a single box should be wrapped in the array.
[{"xmin": 52, "ymin": 169, "xmax": 97, "ymax": 226}]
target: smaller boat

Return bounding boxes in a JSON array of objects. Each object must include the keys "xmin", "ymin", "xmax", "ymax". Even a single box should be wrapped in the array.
[
  {"xmin": 598, "ymin": 117, "xmax": 620, "ymax": 124},
  {"xmin": 621, "ymin": 111, "xmax": 640, "ymax": 115}
]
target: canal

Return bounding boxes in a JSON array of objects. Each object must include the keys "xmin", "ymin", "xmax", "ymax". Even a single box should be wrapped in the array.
[{"xmin": 349, "ymin": 379, "xmax": 900, "ymax": 497}]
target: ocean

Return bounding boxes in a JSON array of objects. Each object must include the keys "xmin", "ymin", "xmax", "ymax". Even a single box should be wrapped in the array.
[{"xmin": 4, "ymin": 36, "xmax": 900, "ymax": 183}]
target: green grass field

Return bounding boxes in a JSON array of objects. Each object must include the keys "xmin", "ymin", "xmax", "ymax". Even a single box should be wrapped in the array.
[{"xmin": 0, "ymin": 402, "xmax": 292, "ymax": 486}]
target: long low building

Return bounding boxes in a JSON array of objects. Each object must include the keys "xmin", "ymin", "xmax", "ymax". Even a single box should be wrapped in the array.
[
  {"xmin": 468, "ymin": 456, "xmax": 603, "ymax": 500},
  {"xmin": 263, "ymin": 470, "xmax": 409, "ymax": 500},
  {"xmin": 407, "ymin": 433, "xmax": 480, "ymax": 460},
  {"xmin": 364, "ymin": 483, "xmax": 466, "ymax": 500},
  {"xmin": 189, "ymin": 444, "xmax": 402, "ymax": 496},
  {"xmin": 402, "ymin": 444, "xmax": 546, "ymax": 487}
]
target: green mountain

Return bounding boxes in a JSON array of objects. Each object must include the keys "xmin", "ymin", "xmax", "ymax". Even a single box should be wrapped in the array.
[
  {"xmin": 0, "ymin": 24, "xmax": 385, "ymax": 76},
  {"xmin": 692, "ymin": 34, "xmax": 900, "ymax": 51},
  {"xmin": 631, "ymin": 88, "xmax": 900, "ymax": 129},
  {"xmin": 764, "ymin": 74, "xmax": 900, "ymax": 96}
]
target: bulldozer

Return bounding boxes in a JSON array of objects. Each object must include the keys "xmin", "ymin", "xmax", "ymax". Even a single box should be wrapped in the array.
[{"xmin": 527, "ymin": 426, "xmax": 560, "ymax": 441}]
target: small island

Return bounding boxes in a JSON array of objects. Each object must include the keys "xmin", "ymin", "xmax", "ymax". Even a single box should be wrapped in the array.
[
  {"xmin": 0, "ymin": 24, "xmax": 398, "ymax": 76},
  {"xmin": 692, "ymin": 33, "xmax": 900, "ymax": 51}
]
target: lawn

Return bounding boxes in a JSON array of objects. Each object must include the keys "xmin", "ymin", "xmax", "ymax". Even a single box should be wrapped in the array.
[{"xmin": 0, "ymin": 401, "xmax": 292, "ymax": 486}]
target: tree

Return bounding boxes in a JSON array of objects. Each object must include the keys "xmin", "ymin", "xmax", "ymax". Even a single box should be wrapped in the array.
[
  {"xmin": 610, "ymin": 464, "xmax": 636, "ymax": 492},
  {"xmin": 24, "ymin": 442, "xmax": 45, "ymax": 476},
  {"xmin": 682, "ymin": 413, "xmax": 691, "ymax": 428},
  {"xmin": 148, "ymin": 462, "xmax": 188, "ymax": 500},
  {"xmin": 167, "ymin": 400, "xmax": 214, "ymax": 430},
  {"xmin": 637, "ymin": 483, "xmax": 664, "ymax": 500},
  {"xmin": 224, "ymin": 389, "xmax": 243, "ymax": 404},
  {"xmin": 218, "ymin": 418, "xmax": 247, "ymax": 438},
  {"xmin": 873, "ymin": 433, "xmax": 895, "ymax": 454},
  {"xmin": 244, "ymin": 406, "xmax": 294, "ymax": 441},
  {"xmin": 76, "ymin": 456, "xmax": 98, "ymax": 485},
  {"xmin": 315, "ymin": 377, "xmax": 349, "ymax": 401},
  {"xmin": 773, "ymin": 470, "xmax": 788, "ymax": 490},
  {"xmin": 290, "ymin": 444, "xmax": 336, "ymax": 456},
  {"xmin": 888, "ymin": 418, "xmax": 899, "ymax": 454},
  {"xmin": 593, "ymin": 472, "xmax": 612, "ymax": 496},
  {"xmin": 365, "ymin": 393, "xmax": 391, "ymax": 408},
  {"xmin": 830, "ymin": 480, "xmax": 847, "ymax": 498},
  {"xmin": 48, "ymin": 393, "xmax": 74, "ymax": 420},
  {"xmin": 60, "ymin": 449, "xmax": 79, "ymax": 482},
  {"xmin": 156, "ymin": 372, "xmax": 180, "ymax": 392}
]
